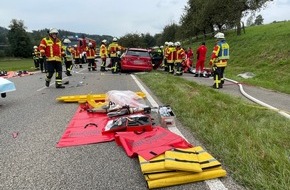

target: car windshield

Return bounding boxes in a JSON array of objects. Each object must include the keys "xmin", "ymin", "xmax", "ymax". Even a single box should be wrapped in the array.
[{"xmin": 126, "ymin": 50, "xmax": 150, "ymax": 57}]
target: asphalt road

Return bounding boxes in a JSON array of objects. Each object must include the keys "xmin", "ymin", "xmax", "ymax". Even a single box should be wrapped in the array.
[
  {"xmin": 182, "ymin": 72, "xmax": 290, "ymax": 117},
  {"xmin": 1, "ymin": 64, "xmax": 254, "ymax": 190}
]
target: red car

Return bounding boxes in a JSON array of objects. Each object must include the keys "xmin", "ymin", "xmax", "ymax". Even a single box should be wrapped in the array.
[{"xmin": 120, "ymin": 48, "xmax": 153, "ymax": 72}]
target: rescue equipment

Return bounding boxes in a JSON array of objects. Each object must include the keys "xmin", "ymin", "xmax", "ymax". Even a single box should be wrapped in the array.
[
  {"xmin": 0, "ymin": 77, "xmax": 16, "ymax": 98},
  {"xmin": 56, "ymin": 106, "xmax": 115, "ymax": 148},
  {"xmin": 158, "ymin": 106, "xmax": 176, "ymax": 127},
  {"xmin": 56, "ymin": 91, "xmax": 146, "ymax": 103},
  {"xmin": 114, "ymin": 126, "xmax": 192, "ymax": 160},
  {"xmin": 103, "ymin": 114, "xmax": 153, "ymax": 134},
  {"xmin": 164, "ymin": 148, "xmax": 202, "ymax": 172},
  {"xmin": 138, "ymin": 146, "xmax": 226, "ymax": 189},
  {"xmin": 146, "ymin": 168, "xmax": 227, "ymax": 189}
]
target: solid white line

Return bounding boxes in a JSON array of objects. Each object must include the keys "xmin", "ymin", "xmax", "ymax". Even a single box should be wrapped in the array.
[{"xmin": 131, "ymin": 74, "xmax": 228, "ymax": 190}]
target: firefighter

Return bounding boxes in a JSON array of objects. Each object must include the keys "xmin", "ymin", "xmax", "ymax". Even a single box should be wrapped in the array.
[
  {"xmin": 174, "ymin": 42, "xmax": 186, "ymax": 76},
  {"xmin": 196, "ymin": 42, "xmax": 207, "ymax": 77},
  {"xmin": 108, "ymin": 37, "xmax": 121, "ymax": 73},
  {"xmin": 86, "ymin": 42, "xmax": 96, "ymax": 71},
  {"xmin": 72, "ymin": 44, "xmax": 82, "ymax": 68},
  {"xmin": 62, "ymin": 38, "xmax": 73, "ymax": 76},
  {"xmin": 165, "ymin": 42, "xmax": 176, "ymax": 74},
  {"xmin": 209, "ymin": 32, "xmax": 230, "ymax": 89},
  {"xmin": 99, "ymin": 39, "xmax": 108, "ymax": 71},
  {"xmin": 39, "ymin": 28, "xmax": 65, "ymax": 88},
  {"xmin": 162, "ymin": 42, "xmax": 169, "ymax": 72},
  {"xmin": 32, "ymin": 46, "xmax": 40, "ymax": 70}
]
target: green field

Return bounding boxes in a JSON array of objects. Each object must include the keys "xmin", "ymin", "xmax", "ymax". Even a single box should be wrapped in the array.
[{"xmin": 0, "ymin": 58, "xmax": 35, "ymax": 71}]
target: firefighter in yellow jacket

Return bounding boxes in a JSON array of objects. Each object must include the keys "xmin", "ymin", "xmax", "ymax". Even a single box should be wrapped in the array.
[
  {"xmin": 165, "ymin": 42, "xmax": 176, "ymax": 74},
  {"xmin": 108, "ymin": 37, "xmax": 121, "ymax": 73},
  {"xmin": 39, "ymin": 28, "xmax": 65, "ymax": 88},
  {"xmin": 32, "ymin": 46, "xmax": 40, "ymax": 70},
  {"xmin": 174, "ymin": 42, "xmax": 186, "ymax": 76},
  {"xmin": 99, "ymin": 39, "xmax": 108, "ymax": 71},
  {"xmin": 62, "ymin": 38, "xmax": 73, "ymax": 76},
  {"xmin": 209, "ymin": 32, "xmax": 230, "ymax": 89}
]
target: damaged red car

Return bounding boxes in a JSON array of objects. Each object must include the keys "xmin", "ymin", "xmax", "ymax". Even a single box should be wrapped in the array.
[{"xmin": 120, "ymin": 48, "xmax": 153, "ymax": 72}]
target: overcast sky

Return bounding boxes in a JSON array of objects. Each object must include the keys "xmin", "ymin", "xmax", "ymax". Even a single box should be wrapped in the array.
[{"xmin": 0, "ymin": 0, "xmax": 290, "ymax": 37}]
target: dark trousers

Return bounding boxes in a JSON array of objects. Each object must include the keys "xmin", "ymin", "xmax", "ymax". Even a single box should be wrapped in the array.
[
  {"xmin": 111, "ymin": 57, "xmax": 120, "ymax": 73},
  {"xmin": 46, "ymin": 61, "xmax": 63, "ymax": 86},
  {"xmin": 213, "ymin": 66, "xmax": 225, "ymax": 88}
]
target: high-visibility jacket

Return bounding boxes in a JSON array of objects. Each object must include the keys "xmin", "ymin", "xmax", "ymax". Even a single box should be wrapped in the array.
[
  {"xmin": 99, "ymin": 44, "xmax": 107, "ymax": 59},
  {"xmin": 39, "ymin": 36, "xmax": 62, "ymax": 62},
  {"xmin": 175, "ymin": 47, "xmax": 186, "ymax": 63},
  {"xmin": 32, "ymin": 49, "xmax": 40, "ymax": 60},
  {"xmin": 86, "ymin": 47, "xmax": 95, "ymax": 59},
  {"xmin": 108, "ymin": 42, "xmax": 120, "ymax": 58},
  {"xmin": 62, "ymin": 45, "xmax": 73, "ymax": 61},
  {"xmin": 209, "ymin": 40, "xmax": 229, "ymax": 67},
  {"xmin": 72, "ymin": 48, "xmax": 80, "ymax": 59},
  {"xmin": 165, "ymin": 47, "xmax": 176, "ymax": 64},
  {"xmin": 196, "ymin": 45, "xmax": 207, "ymax": 61}
]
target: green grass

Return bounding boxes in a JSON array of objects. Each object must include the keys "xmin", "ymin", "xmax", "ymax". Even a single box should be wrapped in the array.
[
  {"xmin": 138, "ymin": 71, "xmax": 290, "ymax": 190},
  {"xmin": 0, "ymin": 58, "xmax": 35, "ymax": 71}
]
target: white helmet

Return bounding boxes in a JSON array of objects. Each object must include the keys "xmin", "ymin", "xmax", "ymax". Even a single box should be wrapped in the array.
[
  {"xmin": 113, "ymin": 37, "xmax": 117, "ymax": 42},
  {"xmin": 102, "ymin": 39, "xmax": 107, "ymax": 43},
  {"xmin": 168, "ymin": 42, "xmax": 174, "ymax": 46},
  {"xmin": 88, "ymin": 42, "xmax": 93, "ymax": 46},
  {"xmin": 63, "ymin": 39, "xmax": 71, "ymax": 44},
  {"xmin": 175, "ymin": 42, "xmax": 181, "ymax": 46},
  {"xmin": 74, "ymin": 44, "xmax": 77, "ymax": 48},
  {"xmin": 33, "ymin": 46, "xmax": 38, "ymax": 49},
  {"xmin": 49, "ymin": 28, "xmax": 59, "ymax": 34},
  {"xmin": 160, "ymin": 46, "xmax": 164, "ymax": 48},
  {"xmin": 214, "ymin": 32, "xmax": 225, "ymax": 39},
  {"xmin": 164, "ymin": 42, "xmax": 169, "ymax": 46}
]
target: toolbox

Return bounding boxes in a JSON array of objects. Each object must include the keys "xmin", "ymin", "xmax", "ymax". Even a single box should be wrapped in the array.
[{"xmin": 158, "ymin": 106, "xmax": 176, "ymax": 128}]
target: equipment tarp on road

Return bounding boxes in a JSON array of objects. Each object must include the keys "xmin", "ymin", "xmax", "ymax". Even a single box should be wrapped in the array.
[
  {"xmin": 56, "ymin": 106, "xmax": 115, "ymax": 148},
  {"xmin": 114, "ymin": 126, "xmax": 192, "ymax": 160}
]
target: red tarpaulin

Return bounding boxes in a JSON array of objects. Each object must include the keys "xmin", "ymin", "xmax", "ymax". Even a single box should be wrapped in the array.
[
  {"xmin": 56, "ymin": 106, "xmax": 115, "ymax": 148},
  {"xmin": 115, "ymin": 127, "xmax": 192, "ymax": 160}
]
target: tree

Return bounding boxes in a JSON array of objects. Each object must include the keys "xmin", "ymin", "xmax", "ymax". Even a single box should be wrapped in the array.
[
  {"xmin": 254, "ymin": 14, "xmax": 264, "ymax": 25},
  {"xmin": 7, "ymin": 19, "xmax": 32, "ymax": 58}
]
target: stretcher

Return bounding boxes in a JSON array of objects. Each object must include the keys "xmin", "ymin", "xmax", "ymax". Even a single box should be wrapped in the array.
[{"xmin": 56, "ymin": 91, "xmax": 146, "ymax": 102}]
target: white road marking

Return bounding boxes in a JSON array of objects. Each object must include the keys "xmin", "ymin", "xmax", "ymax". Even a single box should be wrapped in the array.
[{"xmin": 131, "ymin": 74, "xmax": 228, "ymax": 190}]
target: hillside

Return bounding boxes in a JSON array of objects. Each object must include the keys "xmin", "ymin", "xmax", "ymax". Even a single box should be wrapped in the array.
[{"xmin": 189, "ymin": 21, "xmax": 290, "ymax": 94}]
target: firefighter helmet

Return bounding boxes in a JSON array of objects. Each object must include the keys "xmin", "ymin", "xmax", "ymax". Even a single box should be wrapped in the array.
[
  {"xmin": 214, "ymin": 32, "xmax": 225, "ymax": 39},
  {"xmin": 33, "ymin": 46, "xmax": 38, "ymax": 49},
  {"xmin": 63, "ymin": 39, "xmax": 71, "ymax": 44},
  {"xmin": 175, "ymin": 42, "xmax": 181, "ymax": 46},
  {"xmin": 49, "ymin": 28, "xmax": 59, "ymax": 34},
  {"xmin": 102, "ymin": 39, "xmax": 107, "ymax": 43},
  {"xmin": 165, "ymin": 42, "xmax": 169, "ymax": 46},
  {"xmin": 168, "ymin": 42, "xmax": 174, "ymax": 46},
  {"xmin": 88, "ymin": 42, "xmax": 93, "ymax": 46},
  {"xmin": 113, "ymin": 37, "xmax": 117, "ymax": 42},
  {"xmin": 74, "ymin": 44, "xmax": 77, "ymax": 48}
]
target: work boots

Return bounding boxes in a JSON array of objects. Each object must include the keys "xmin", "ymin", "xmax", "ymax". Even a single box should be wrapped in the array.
[
  {"xmin": 56, "ymin": 85, "xmax": 65, "ymax": 89},
  {"xmin": 45, "ymin": 80, "xmax": 50, "ymax": 87}
]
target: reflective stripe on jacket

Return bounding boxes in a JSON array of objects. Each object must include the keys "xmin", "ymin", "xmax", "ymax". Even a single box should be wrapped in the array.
[
  {"xmin": 210, "ymin": 40, "xmax": 229, "ymax": 67},
  {"xmin": 100, "ymin": 44, "xmax": 107, "ymax": 59},
  {"xmin": 108, "ymin": 42, "xmax": 120, "ymax": 57},
  {"xmin": 39, "ymin": 37, "xmax": 62, "ymax": 62}
]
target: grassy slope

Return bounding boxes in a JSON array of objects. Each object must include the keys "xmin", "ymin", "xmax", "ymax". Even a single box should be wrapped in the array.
[
  {"xmin": 0, "ymin": 58, "xmax": 34, "ymax": 71},
  {"xmin": 137, "ymin": 22, "xmax": 290, "ymax": 190},
  {"xmin": 138, "ymin": 71, "xmax": 290, "ymax": 190},
  {"xmin": 189, "ymin": 21, "xmax": 290, "ymax": 94}
]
